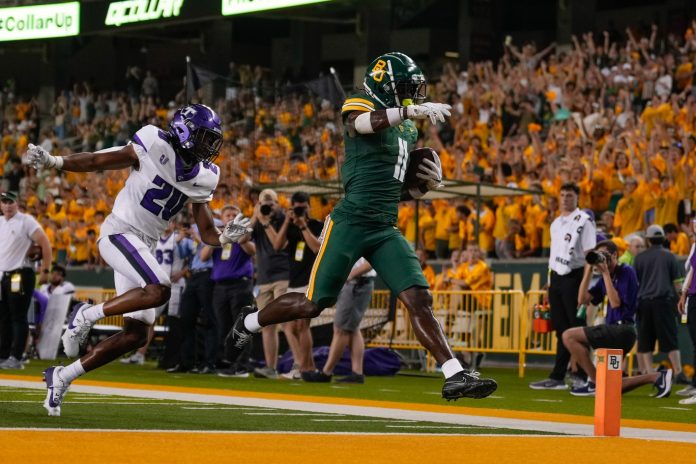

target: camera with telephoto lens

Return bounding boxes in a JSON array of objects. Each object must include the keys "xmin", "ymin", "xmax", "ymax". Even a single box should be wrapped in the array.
[
  {"xmin": 260, "ymin": 204, "xmax": 273, "ymax": 216},
  {"xmin": 586, "ymin": 250, "xmax": 608, "ymax": 265},
  {"xmin": 293, "ymin": 206, "xmax": 306, "ymax": 217}
]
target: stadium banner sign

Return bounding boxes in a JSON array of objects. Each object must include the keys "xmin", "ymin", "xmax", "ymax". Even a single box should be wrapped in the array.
[
  {"xmin": 0, "ymin": 2, "xmax": 79, "ymax": 42},
  {"xmin": 104, "ymin": 0, "xmax": 185, "ymax": 27},
  {"xmin": 221, "ymin": 0, "xmax": 333, "ymax": 16}
]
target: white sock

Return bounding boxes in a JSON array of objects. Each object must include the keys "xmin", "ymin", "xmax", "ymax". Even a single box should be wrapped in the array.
[
  {"xmin": 82, "ymin": 303, "xmax": 105, "ymax": 323},
  {"xmin": 60, "ymin": 360, "xmax": 86, "ymax": 383},
  {"xmin": 244, "ymin": 312, "xmax": 262, "ymax": 332},
  {"xmin": 442, "ymin": 358, "xmax": 465, "ymax": 379}
]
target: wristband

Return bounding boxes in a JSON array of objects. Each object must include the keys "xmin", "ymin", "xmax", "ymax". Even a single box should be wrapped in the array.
[
  {"xmin": 386, "ymin": 107, "xmax": 405, "ymax": 126},
  {"xmin": 262, "ymin": 223, "xmax": 270, "ymax": 229},
  {"xmin": 53, "ymin": 156, "xmax": 64, "ymax": 170}
]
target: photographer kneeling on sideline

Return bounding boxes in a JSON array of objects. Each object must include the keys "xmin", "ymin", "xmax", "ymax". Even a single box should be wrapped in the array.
[{"xmin": 563, "ymin": 240, "xmax": 672, "ymax": 398}]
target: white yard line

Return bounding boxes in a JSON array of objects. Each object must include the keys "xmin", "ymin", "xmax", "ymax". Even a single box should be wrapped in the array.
[
  {"xmin": 0, "ymin": 426, "xmax": 581, "ymax": 438},
  {"xmin": 1, "ymin": 400, "xmax": 193, "ymax": 405},
  {"xmin": 1, "ymin": 378, "xmax": 694, "ymax": 444}
]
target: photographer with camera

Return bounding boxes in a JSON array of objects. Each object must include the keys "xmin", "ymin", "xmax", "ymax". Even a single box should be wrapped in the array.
[
  {"xmin": 530, "ymin": 183, "xmax": 595, "ymax": 390},
  {"xmin": 248, "ymin": 189, "xmax": 289, "ymax": 379},
  {"xmin": 270, "ymin": 191, "xmax": 323, "ymax": 379},
  {"xmin": 564, "ymin": 240, "xmax": 671, "ymax": 397}
]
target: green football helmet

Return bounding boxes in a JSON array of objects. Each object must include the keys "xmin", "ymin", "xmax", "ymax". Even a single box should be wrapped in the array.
[{"xmin": 363, "ymin": 52, "xmax": 426, "ymax": 108}]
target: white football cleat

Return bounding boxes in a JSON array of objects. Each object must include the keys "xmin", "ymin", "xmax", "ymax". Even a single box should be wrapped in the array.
[
  {"xmin": 62, "ymin": 302, "xmax": 94, "ymax": 358},
  {"xmin": 43, "ymin": 366, "xmax": 70, "ymax": 417}
]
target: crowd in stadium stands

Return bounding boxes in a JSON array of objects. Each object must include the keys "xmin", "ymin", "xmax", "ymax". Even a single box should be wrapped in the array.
[{"xmin": 2, "ymin": 21, "xmax": 696, "ymax": 273}]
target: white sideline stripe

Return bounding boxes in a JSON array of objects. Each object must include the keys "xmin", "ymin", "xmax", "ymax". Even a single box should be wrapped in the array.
[
  {"xmin": 0, "ymin": 427, "xmax": 578, "ymax": 438},
  {"xmin": 311, "ymin": 419, "xmax": 417, "ymax": 423},
  {"xmin": 532, "ymin": 399, "xmax": 563, "ymax": 403},
  {"xmin": 181, "ymin": 407, "xmax": 277, "ymax": 410},
  {"xmin": 387, "ymin": 425, "xmax": 479, "ymax": 429},
  {"xmin": 660, "ymin": 407, "xmax": 691, "ymax": 411},
  {"xmin": 2, "ymin": 378, "xmax": 695, "ymax": 444},
  {"xmin": 379, "ymin": 389, "xmax": 400, "ymax": 392},
  {"xmin": 244, "ymin": 413, "xmax": 341, "ymax": 416}
]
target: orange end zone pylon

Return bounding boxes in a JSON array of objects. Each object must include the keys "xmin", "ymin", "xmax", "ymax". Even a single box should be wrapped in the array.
[{"xmin": 594, "ymin": 348, "xmax": 623, "ymax": 436}]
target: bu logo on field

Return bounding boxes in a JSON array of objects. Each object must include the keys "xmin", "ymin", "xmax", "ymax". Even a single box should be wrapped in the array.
[{"xmin": 160, "ymin": 154, "xmax": 169, "ymax": 165}]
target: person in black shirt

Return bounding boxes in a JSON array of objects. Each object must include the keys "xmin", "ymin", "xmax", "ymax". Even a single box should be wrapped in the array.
[
  {"xmin": 249, "ymin": 189, "xmax": 289, "ymax": 379},
  {"xmin": 634, "ymin": 224, "xmax": 687, "ymax": 383},
  {"xmin": 270, "ymin": 191, "xmax": 322, "ymax": 379}
]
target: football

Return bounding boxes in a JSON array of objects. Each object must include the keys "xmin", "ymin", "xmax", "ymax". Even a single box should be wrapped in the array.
[
  {"xmin": 404, "ymin": 147, "xmax": 438, "ymax": 194},
  {"xmin": 26, "ymin": 243, "xmax": 42, "ymax": 261}
]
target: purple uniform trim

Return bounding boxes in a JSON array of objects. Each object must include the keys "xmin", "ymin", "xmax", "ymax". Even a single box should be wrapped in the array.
[
  {"xmin": 175, "ymin": 153, "xmax": 200, "ymax": 182},
  {"xmin": 44, "ymin": 367, "xmax": 58, "ymax": 407},
  {"xmin": 66, "ymin": 301, "xmax": 87, "ymax": 330},
  {"xmin": 132, "ymin": 134, "xmax": 147, "ymax": 152},
  {"xmin": 109, "ymin": 234, "xmax": 160, "ymax": 285}
]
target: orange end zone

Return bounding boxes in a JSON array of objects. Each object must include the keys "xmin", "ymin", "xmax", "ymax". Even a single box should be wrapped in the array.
[{"xmin": 2, "ymin": 431, "xmax": 695, "ymax": 464}]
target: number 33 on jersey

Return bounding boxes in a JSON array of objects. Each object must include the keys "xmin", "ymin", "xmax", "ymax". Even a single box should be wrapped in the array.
[{"xmin": 110, "ymin": 125, "xmax": 220, "ymax": 240}]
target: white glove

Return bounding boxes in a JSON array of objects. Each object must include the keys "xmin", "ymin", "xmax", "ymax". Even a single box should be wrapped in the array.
[
  {"xmin": 415, "ymin": 156, "xmax": 443, "ymax": 191},
  {"xmin": 26, "ymin": 143, "xmax": 63, "ymax": 170},
  {"xmin": 219, "ymin": 213, "xmax": 252, "ymax": 245},
  {"xmin": 406, "ymin": 102, "xmax": 452, "ymax": 125}
]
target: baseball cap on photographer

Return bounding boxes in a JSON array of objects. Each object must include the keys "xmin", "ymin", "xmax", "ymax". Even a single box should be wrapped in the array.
[
  {"xmin": 259, "ymin": 189, "xmax": 278, "ymax": 203},
  {"xmin": 0, "ymin": 191, "xmax": 18, "ymax": 203},
  {"xmin": 646, "ymin": 224, "xmax": 664, "ymax": 238}
]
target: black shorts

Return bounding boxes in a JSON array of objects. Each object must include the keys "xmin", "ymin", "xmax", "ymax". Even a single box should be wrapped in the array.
[
  {"xmin": 584, "ymin": 324, "xmax": 637, "ymax": 355},
  {"xmin": 637, "ymin": 298, "xmax": 679, "ymax": 353}
]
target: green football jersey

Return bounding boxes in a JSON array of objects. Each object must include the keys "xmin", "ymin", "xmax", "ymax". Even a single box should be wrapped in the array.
[{"xmin": 333, "ymin": 93, "xmax": 418, "ymax": 226}]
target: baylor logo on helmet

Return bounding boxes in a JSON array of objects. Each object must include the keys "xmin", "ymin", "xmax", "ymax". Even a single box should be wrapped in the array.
[{"xmin": 371, "ymin": 59, "xmax": 387, "ymax": 82}]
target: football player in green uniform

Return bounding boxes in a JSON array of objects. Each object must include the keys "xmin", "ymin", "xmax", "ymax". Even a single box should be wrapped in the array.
[{"xmin": 230, "ymin": 52, "xmax": 497, "ymax": 400}]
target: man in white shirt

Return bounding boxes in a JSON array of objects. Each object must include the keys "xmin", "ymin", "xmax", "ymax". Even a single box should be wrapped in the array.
[
  {"xmin": 0, "ymin": 191, "xmax": 52, "ymax": 370},
  {"xmin": 530, "ymin": 183, "xmax": 596, "ymax": 390}
]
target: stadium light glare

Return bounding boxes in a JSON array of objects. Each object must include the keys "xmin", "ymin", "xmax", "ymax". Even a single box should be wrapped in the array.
[{"xmin": 221, "ymin": 0, "xmax": 333, "ymax": 16}]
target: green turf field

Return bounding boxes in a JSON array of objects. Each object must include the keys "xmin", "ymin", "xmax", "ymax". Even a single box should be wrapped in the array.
[
  {"xmin": 0, "ymin": 386, "xmax": 548, "ymax": 434},
  {"xmin": 2, "ymin": 360, "xmax": 693, "ymax": 424}
]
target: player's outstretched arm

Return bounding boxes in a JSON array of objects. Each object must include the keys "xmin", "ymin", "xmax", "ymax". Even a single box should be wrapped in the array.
[
  {"xmin": 346, "ymin": 102, "xmax": 451, "ymax": 136},
  {"xmin": 191, "ymin": 202, "xmax": 223, "ymax": 247},
  {"xmin": 26, "ymin": 144, "xmax": 139, "ymax": 172},
  {"xmin": 192, "ymin": 203, "xmax": 253, "ymax": 247}
]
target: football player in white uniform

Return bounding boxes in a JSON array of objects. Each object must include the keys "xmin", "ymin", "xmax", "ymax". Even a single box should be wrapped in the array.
[
  {"xmin": 120, "ymin": 219, "xmax": 193, "ymax": 365},
  {"xmin": 26, "ymin": 104, "xmax": 252, "ymax": 416}
]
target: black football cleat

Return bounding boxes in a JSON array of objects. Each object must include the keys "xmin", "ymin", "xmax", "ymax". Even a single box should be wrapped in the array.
[
  {"xmin": 226, "ymin": 305, "xmax": 256, "ymax": 360},
  {"xmin": 301, "ymin": 370, "xmax": 332, "ymax": 383},
  {"xmin": 442, "ymin": 370, "xmax": 498, "ymax": 400}
]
